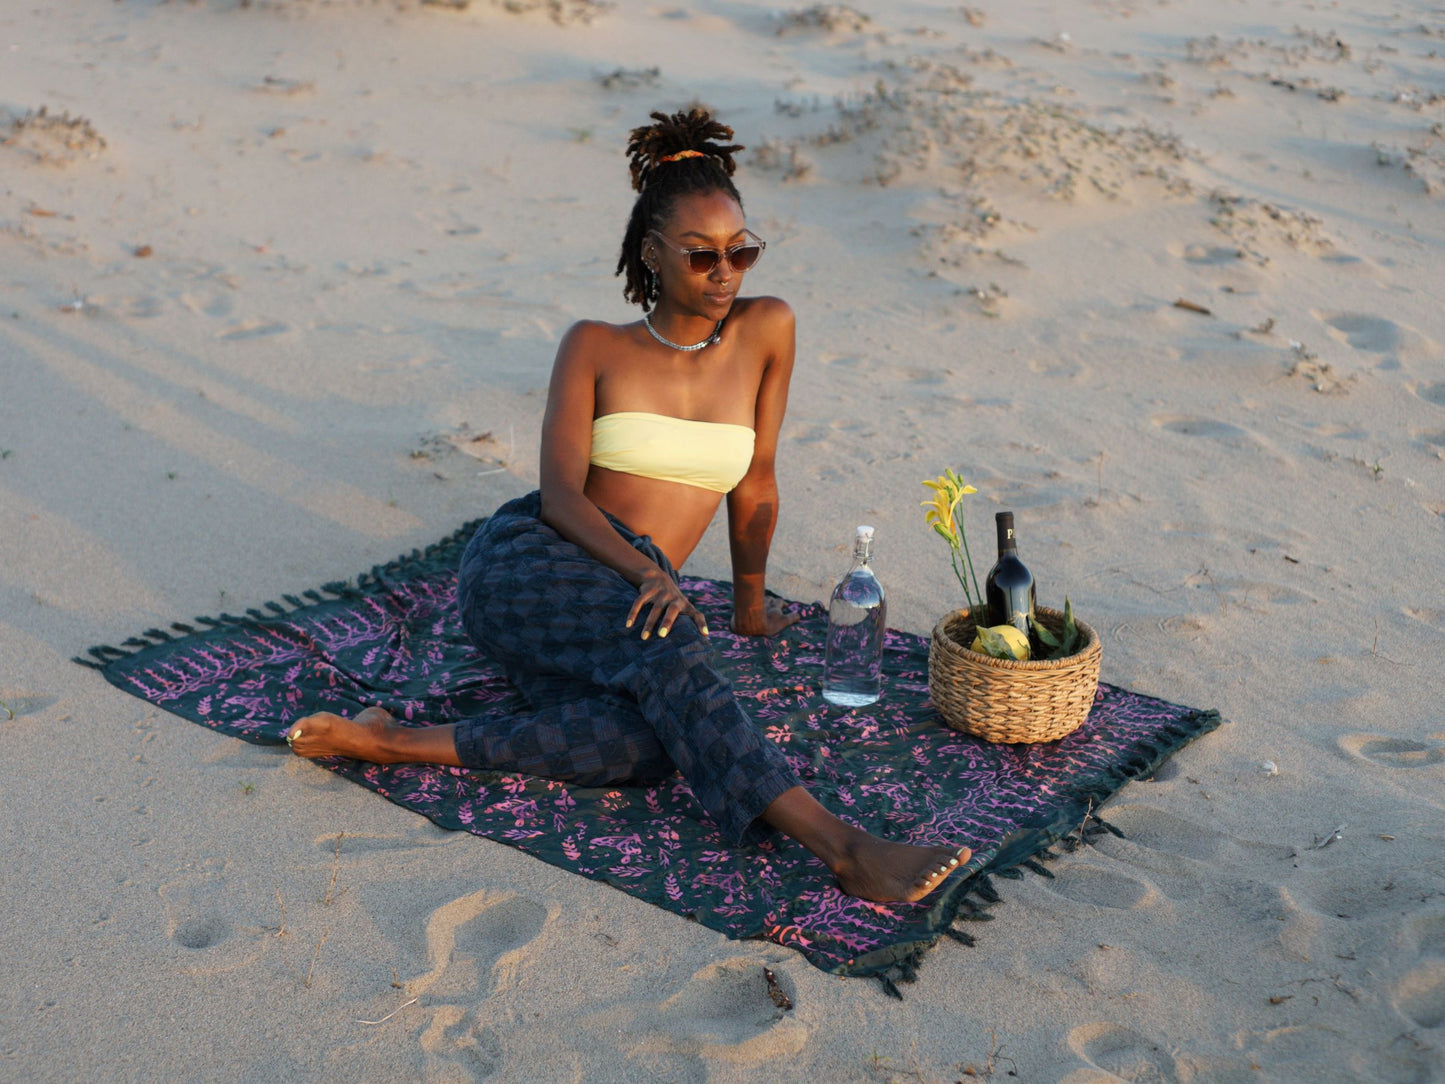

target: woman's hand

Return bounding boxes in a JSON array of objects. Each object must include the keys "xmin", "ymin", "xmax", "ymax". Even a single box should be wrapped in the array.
[
  {"xmin": 730, "ymin": 596, "xmax": 800, "ymax": 638},
  {"xmin": 628, "ymin": 568, "xmax": 710, "ymax": 640}
]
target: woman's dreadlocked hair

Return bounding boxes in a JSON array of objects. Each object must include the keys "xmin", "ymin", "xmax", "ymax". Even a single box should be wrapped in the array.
[{"xmin": 616, "ymin": 108, "xmax": 745, "ymax": 311}]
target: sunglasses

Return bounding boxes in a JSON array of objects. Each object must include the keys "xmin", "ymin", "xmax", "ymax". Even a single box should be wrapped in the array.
[{"xmin": 649, "ymin": 229, "xmax": 766, "ymax": 275}]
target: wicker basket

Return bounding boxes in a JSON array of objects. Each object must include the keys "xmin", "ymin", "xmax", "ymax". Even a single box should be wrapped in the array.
[{"xmin": 928, "ymin": 606, "xmax": 1102, "ymax": 744}]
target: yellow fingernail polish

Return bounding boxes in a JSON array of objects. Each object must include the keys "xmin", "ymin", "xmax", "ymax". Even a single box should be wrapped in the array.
[
  {"xmin": 658, "ymin": 628, "xmax": 668, "ymax": 638},
  {"xmin": 640, "ymin": 631, "xmax": 649, "ymax": 640}
]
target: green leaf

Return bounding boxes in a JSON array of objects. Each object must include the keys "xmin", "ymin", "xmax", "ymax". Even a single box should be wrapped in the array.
[
  {"xmin": 1056, "ymin": 597, "xmax": 1082, "ymax": 657},
  {"xmin": 972, "ymin": 625, "xmax": 1007, "ymax": 659},
  {"xmin": 1030, "ymin": 616, "xmax": 1060, "ymax": 650}
]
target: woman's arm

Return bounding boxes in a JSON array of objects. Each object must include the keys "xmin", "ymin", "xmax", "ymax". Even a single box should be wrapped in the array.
[
  {"xmin": 538, "ymin": 321, "xmax": 708, "ymax": 639},
  {"xmin": 727, "ymin": 298, "xmax": 800, "ymax": 637}
]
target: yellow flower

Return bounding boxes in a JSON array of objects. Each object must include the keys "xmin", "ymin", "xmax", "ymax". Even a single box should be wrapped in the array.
[
  {"xmin": 921, "ymin": 474, "xmax": 976, "ymax": 544},
  {"xmin": 921, "ymin": 471, "xmax": 982, "ymax": 609}
]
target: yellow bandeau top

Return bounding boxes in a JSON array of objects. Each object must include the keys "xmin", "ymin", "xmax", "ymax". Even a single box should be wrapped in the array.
[{"xmin": 590, "ymin": 411, "xmax": 755, "ymax": 494}]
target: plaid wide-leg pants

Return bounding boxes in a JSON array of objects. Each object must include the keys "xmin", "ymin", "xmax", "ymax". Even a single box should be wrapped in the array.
[{"xmin": 453, "ymin": 490, "xmax": 802, "ymax": 844}]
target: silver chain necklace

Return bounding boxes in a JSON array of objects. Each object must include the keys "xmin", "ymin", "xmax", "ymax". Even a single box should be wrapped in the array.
[{"xmin": 644, "ymin": 312, "xmax": 724, "ymax": 352}]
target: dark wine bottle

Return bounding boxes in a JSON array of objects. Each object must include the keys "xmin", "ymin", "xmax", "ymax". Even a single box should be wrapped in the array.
[{"xmin": 985, "ymin": 511, "xmax": 1037, "ymax": 641}]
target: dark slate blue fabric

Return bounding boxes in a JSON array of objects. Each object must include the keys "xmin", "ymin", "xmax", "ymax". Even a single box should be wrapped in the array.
[{"xmin": 454, "ymin": 490, "xmax": 802, "ymax": 843}]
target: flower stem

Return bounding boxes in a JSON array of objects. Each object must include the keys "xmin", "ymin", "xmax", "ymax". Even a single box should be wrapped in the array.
[
  {"xmin": 949, "ymin": 548, "xmax": 976, "ymax": 612},
  {"xmin": 956, "ymin": 508, "xmax": 984, "ymax": 605}
]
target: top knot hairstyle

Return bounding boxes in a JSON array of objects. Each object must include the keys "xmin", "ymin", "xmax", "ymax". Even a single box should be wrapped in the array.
[{"xmin": 616, "ymin": 108, "xmax": 745, "ymax": 311}]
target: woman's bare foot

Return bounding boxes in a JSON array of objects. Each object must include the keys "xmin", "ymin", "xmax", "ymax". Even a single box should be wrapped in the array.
[
  {"xmin": 761, "ymin": 785, "xmax": 970, "ymax": 903},
  {"xmin": 830, "ymin": 828, "xmax": 970, "ymax": 905},
  {"xmin": 284, "ymin": 706, "xmax": 395, "ymax": 760},
  {"xmin": 284, "ymin": 707, "xmax": 464, "ymax": 766}
]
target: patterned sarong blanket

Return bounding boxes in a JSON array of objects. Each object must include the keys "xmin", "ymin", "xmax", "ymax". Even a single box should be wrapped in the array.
[{"xmin": 77, "ymin": 519, "xmax": 1222, "ymax": 993}]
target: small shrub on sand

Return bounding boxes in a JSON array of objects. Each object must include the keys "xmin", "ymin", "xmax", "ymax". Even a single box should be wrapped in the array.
[
  {"xmin": 2, "ymin": 106, "xmax": 107, "ymax": 166},
  {"xmin": 777, "ymin": 4, "xmax": 871, "ymax": 35}
]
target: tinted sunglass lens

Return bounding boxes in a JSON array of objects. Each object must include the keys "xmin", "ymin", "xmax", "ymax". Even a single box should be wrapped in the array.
[
  {"xmin": 687, "ymin": 250, "xmax": 720, "ymax": 274},
  {"xmin": 728, "ymin": 244, "xmax": 762, "ymax": 272}
]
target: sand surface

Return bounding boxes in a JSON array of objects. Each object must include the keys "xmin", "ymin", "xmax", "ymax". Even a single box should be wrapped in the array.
[{"xmin": 3, "ymin": 0, "xmax": 1444, "ymax": 1080}]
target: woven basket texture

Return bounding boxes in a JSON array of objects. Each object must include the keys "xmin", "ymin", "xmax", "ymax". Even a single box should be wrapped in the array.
[{"xmin": 928, "ymin": 606, "xmax": 1102, "ymax": 744}]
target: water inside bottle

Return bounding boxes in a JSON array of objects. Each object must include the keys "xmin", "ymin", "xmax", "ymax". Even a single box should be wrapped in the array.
[{"xmin": 823, "ymin": 538, "xmax": 886, "ymax": 707}]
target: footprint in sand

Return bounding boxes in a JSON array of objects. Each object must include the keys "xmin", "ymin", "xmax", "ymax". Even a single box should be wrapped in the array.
[
  {"xmin": 1075, "ymin": 809, "xmax": 1254, "ymax": 890},
  {"xmin": 1238, "ymin": 1022, "xmax": 1431, "ymax": 1082},
  {"xmin": 1417, "ymin": 382, "xmax": 1445, "ymax": 408},
  {"xmin": 1096, "ymin": 804, "xmax": 1224, "ymax": 861},
  {"xmin": 1233, "ymin": 579, "xmax": 1314, "ymax": 607},
  {"xmin": 1319, "ymin": 312, "xmax": 1397, "ymax": 349},
  {"xmin": 629, "ymin": 958, "xmax": 805, "ymax": 1069},
  {"xmin": 407, "ymin": 891, "xmax": 548, "ymax": 1081},
  {"xmin": 1029, "ymin": 355, "xmax": 1087, "ymax": 379},
  {"xmin": 1338, "ymin": 733, "xmax": 1445, "ymax": 770},
  {"xmin": 1403, "ymin": 910, "xmax": 1445, "ymax": 959},
  {"xmin": 179, "ymin": 291, "xmax": 234, "ymax": 318},
  {"xmin": 419, "ymin": 1006, "xmax": 504, "ymax": 1084},
  {"xmin": 216, "ymin": 319, "xmax": 291, "ymax": 341},
  {"xmin": 1394, "ymin": 961, "xmax": 1445, "ymax": 1030},
  {"xmin": 158, "ymin": 873, "xmax": 267, "ymax": 974},
  {"xmin": 0, "ymin": 692, "xmax": 59, "ymax": 717},
  {"xmin": 112, "ymin": 294, "xmax": 166, "ymax": 319},
  {"xmin": 1316, "ymin": 311, "xmax": 1439, "ymax": 367},
  {"xmin": 1392, "ymin": 910, "xmax": 1445, "ymax": 1031},
  {"xmin": 414, "ymin": 890, "xmax": 549, "ymax": 1002},
  {"xmin": 1404, "ymin": 607, "xmax": 1445, "ymax": 632},
  {"xmin": 1150, "ymin": 414, "xmax": 1258, "ymax": 448},
  {"xmin": 1066, "ymin": 1022, "xmax": 1180, "ymax": 1083},
  {"xmin": 899, "ymin": 366, "xmax": 948, "ymax": 387},
  {"xmin": 1181, "ymin": 243, "xmax": 1244, "ymax": 265},
  {"xmin": 172, "ymin": 914, "xmax": 228, "ymax": 949},
  {"xmin": 1040, "ymin": 863, "xmax": 1164, "ymax": 912}
]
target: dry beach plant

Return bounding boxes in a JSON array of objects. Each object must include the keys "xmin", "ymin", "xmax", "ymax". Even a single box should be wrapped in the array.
[
  {"xmin": 777, "ymin": 4, "xmax": 872, "ymax": 34},
  {"xmin": 1, "ymin": 106, "xmax": 107, "ymax": 165}
]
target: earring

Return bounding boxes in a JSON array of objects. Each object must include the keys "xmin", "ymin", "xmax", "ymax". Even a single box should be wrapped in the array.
[{"xmin": 646, "ymin": 265, "xmax": 659, "ymax": 303}]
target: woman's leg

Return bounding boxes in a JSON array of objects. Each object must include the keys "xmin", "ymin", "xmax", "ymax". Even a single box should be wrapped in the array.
[
  {"xmin": 452, "ymin": 691, "xmax": 673, "ymax": 786},
  {"xmin": 289, "ymin": 708, "xmax": 968, "ymax": 904},
  {"xmin": 760, "ymin": 787, "xmax": 966, "ymax": 904},
  {"xmin": 285, "ymin": 694, "xmax": 673, "ymax": 788},
  {"xmin": 285, "ymin": 706, "xmax": 460, "ymax": 765},
  {"xmin": 438, "ymin": 496, "xmax": 796, "ymax": 841},
  {"xmin": 287, "ymin": 496, "xmax": 969, "ymax": 901}
]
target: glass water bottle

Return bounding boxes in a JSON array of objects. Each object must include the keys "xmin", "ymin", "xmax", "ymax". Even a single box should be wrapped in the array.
[{"xmin": 823, "ymin": 525, "xmax": 887, "ymax": 707}]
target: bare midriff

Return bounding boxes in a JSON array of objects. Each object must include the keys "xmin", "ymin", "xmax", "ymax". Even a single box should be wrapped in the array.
[{"xmin": 584, "ymin": 465, "xmax": 724, "ymax": 571}]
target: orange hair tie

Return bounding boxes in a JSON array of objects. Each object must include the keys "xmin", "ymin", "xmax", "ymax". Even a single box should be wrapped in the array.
[{"xmin": 659, "ymin": 150, "xmax": 705, "ymax": 163}]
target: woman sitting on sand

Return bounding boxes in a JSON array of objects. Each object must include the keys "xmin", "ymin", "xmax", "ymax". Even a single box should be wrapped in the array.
[{"xmin": 284, "ymin": 108, "xmax": 967, "ymax": 904}]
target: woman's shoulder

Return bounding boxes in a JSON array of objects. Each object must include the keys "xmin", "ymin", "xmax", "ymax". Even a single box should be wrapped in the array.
[
  {"xmin": 560, "ymin": 318, "xmax": 637, "ymax": 347},
  {"xmin": 553, "ymin": 319, "xmax": 638, "ymax": 370},
  {"xmin": 728, "ymin": 296, "xmax": 795, "ymax": 360},
  {"xmin": 730, "ymin": 295, "xmax": 793, "ymax": 325}
]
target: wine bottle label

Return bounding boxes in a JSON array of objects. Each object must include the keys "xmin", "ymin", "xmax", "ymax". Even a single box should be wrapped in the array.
[{"xmin": 995, "ymin": 511, "xmax": 1016, "ymax": 551}]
